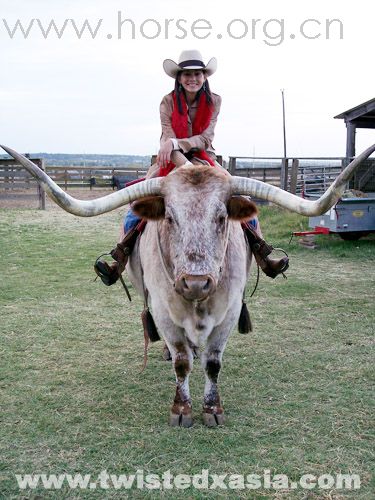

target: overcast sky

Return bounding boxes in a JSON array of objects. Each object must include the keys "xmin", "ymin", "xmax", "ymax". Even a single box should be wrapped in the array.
[{"xmin": 1, "ymin": 0, "xmax": 374, "ymax": 158}]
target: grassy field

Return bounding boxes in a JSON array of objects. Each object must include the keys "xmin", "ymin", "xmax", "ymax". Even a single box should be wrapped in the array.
[{"xmin": 0, "ymin": 205, "xmax": 374, "ymax": 499}]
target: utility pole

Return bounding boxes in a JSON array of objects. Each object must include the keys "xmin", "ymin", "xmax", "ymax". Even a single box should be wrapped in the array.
[
  {"xmin": 281, "ymin": 89, "xmax": 287, "ymax": 158},
  {"xmin": 280, "ymin": 89, "xmax": 288, "ymax": 190}
]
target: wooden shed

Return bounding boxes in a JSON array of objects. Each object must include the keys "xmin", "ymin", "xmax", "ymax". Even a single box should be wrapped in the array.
[
  {"xmin": 334, "ymin": 97, "xmax": 375, "ymax": 159},
  {"xmin": 334, "ymin": 98, "xmax": 375, "ymax": 192}
]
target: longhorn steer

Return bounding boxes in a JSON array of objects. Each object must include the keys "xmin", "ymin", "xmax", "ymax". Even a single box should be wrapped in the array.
[
  {"xmin": 2, "ymin": 144, "xmax": 375, "ymax": 427},
  {"xmin": 127, "ymin": 167, "xmax": 256, "ymax": 427}
]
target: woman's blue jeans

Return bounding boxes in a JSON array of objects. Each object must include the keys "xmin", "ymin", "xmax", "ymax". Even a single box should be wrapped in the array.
[{"xmin": 124, "ymin": 209, "xmax": 141, "ymax": 232}]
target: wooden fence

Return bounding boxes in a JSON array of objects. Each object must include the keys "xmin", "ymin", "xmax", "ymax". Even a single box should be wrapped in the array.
[
  {"xmin": 0, "ymin": 157, "xmax": 46, "ymax": 209},
  {"xmin": 228, "ymin": 156, "xmax": 375, "ymax": 195},
  {"xmin": 2, "ymin": 155, "xmax": 374, "ymax": 209},
  {"xmin": 0, "ymin": 161, "xmax": 148, "ymax": 209},
  {"xmin": 44, "ymin": 166, "xmax": 147, "ymax": 190}
]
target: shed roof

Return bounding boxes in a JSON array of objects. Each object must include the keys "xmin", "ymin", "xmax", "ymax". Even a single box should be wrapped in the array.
[{"xmin": 334, "ymin": 97, "xmax": 375, "ymax": 129}]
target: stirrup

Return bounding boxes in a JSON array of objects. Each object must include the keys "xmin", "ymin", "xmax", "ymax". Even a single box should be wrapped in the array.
[
  {"xmin": 263, "ymin": 248, "xmax": 289, "ymax": 279},
  {"xmin": 94, "ymin": 253, "xmax": 120, "ymax": 286}
]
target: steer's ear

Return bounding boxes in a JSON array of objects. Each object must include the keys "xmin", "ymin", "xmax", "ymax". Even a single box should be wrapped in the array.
[
  {"xmin": 227, "ymin": 196, "xmax": 258, "ymax": 221},
  {"xmin": 132, "ymin": 196, "xmax": 165, "ymax": 220}
]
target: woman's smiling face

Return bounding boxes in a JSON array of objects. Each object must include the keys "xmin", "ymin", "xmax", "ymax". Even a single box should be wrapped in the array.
[{"xmin": 178, "ymin": 70, "xmax": 206, "ymax": 95}]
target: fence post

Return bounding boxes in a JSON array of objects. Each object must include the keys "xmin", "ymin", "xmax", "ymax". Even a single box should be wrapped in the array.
[
  {"xmin": 290, "ymin": 158, "xmax": 299, "ymax": 194},
  {"xmin": 38, "ymin": 159, "xmax": 46, "ymax": 210},
  {"xmin": 228, "ymin": 157, "xmax": 236, "ymax": 175},
  {"xmin": 4, "ymin": 166, "xmax": 9, "ymax": 190},
  {"xmin": 280, "ymin": 158, "xmax": 289, "ymax": 190}
]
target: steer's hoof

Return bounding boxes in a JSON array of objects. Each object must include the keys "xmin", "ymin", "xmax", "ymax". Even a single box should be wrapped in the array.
[
  {"xmin": 203, "ymin": 407, "xmax": 225, "ymax": 427},
  {"xmin": 169, "ymin": 400, "xmax": 193, "ymax": 427},
  {"xmin": 169, "ymin": 411, "xmax": 193, "ymax": 428}
]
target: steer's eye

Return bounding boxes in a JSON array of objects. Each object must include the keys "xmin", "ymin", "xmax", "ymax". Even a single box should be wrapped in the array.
[
  {"xmin": 217, "ymin": 216, "xmax": 226, "ymax": 226},
  {"xmin": 165, "ymin": 215, "xmax": 174, "ymax": 225}
]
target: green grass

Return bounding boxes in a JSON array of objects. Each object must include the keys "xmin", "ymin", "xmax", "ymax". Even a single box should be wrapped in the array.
[{"xmin": 0, "ymin": 206, "xmax": 374, "ymax": 499}]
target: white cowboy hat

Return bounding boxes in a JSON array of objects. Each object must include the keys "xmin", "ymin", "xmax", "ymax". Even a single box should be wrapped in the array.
[{"xmin": 163, "ymin": 50, "xmax": 217, "ymax": 78}]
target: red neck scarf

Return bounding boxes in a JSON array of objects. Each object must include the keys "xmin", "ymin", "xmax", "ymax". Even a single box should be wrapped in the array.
[{"xmin": 159, "ymin": 91, "xmax": 215, "ymax": 176}]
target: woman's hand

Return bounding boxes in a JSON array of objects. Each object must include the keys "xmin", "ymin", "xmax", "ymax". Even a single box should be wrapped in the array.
[{"xmin": 157, "ymin": 139, "xmax": 174, "ymax": 167}]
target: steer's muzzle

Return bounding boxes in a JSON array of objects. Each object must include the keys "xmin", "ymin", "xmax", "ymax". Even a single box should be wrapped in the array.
[{"xmin": 174, "ymin": 274, "xmax": 216, "ymax": 301}]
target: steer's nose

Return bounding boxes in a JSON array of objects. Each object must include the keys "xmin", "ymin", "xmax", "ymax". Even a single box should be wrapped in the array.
[{"xmin": 175, "ymin": 274, "xmax": 216, "ymax": 301}]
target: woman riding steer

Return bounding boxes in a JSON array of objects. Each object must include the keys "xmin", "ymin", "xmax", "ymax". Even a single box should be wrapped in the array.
[{"xmin": 94, "ymin": 50, "xmax": 289, "ymax": 285}]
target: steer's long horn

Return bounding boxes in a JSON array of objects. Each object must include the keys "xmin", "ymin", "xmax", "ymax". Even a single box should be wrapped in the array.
[
  {"xmin": 1, "ymin": 145, "xmax": 162, "ymax": 216},
  {"xmin": 230, "ymin": 144, "xmax": 375, "ymax": 216}
]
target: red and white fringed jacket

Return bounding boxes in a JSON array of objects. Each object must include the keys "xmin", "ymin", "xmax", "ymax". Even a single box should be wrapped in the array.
[{"xmin": 159, "ymin": 90, "xmax": 222, "ymax": 175}]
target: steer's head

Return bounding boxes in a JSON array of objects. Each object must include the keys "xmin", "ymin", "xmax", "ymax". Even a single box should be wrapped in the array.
[{"xmin": 132, "ymin": 166, "xmax": 257, "ymax": 301}]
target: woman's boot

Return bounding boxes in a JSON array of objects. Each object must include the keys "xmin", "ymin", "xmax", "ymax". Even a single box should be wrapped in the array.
[
  {"xmin": 94, "ymin": 226, "xmax": 140, "ymax": 286},
  {"xmin": 243, "ymin": 223, "xmax": 289, "ymax": 278}
]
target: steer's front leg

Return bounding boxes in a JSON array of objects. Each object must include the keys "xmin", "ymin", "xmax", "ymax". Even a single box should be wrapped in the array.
[
  {"xmin": 168, "ymin": 340, "xmax": 194, "ymax": 428},
  {"xmin": 200, "ymin": 306, "xmax": 240, "ymax": 426},
  {"xmin": 201, "ymin": 327, "xmax": 229, "ymax": 427},
  {"xmin": 201, "ymin": 347, "xmax": 225, "ymax": 426}
]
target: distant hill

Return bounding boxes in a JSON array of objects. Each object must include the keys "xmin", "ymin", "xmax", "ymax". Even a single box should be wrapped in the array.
[{"xmin": 0, "ymin": 152, "xmax": 152, "ymax": 168}]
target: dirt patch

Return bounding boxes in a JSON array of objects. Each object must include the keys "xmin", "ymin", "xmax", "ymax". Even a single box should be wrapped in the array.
[{"xmin": 0, "ymin": 188, "xmax": 116, "ymax": 209}]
